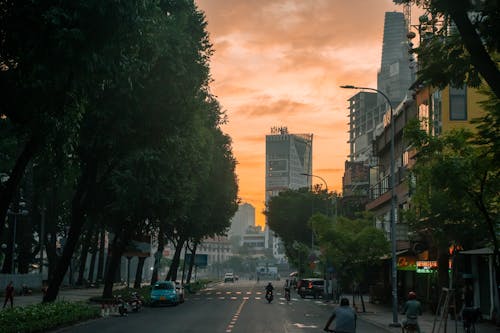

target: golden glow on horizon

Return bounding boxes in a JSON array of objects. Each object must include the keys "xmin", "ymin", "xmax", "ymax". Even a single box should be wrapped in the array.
[{"xmin": 196, "ymin": 0, "xmax": 419, "ymax": 228}]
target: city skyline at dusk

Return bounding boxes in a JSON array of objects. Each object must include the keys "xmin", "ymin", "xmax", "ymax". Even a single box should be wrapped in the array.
[{"xmin": 196, "ymin": 0, "xmax": 417, "ymax": 227}]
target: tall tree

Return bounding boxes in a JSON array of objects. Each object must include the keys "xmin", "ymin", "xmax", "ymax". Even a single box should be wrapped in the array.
[
  {"xmin": 44, "ymin": 0, "xmax": 172, "ymax": 302},
  {"xmin": 315, "ymin": 213, "xmax": 389, "ymax": 289},
  {"xmin": 403, "ymin": 0, "xmax": 500, "ymax": 98},
  {"xmin": 404, "ymin": 119, "xmax": 497, "ymax": 288},
  {"xmin": 266, "ymin": 188, "xmax": 331, "ymax": 249},
  {"xmin": 0, "ymin": 0, "xmax": 104, "ymax": 238}
]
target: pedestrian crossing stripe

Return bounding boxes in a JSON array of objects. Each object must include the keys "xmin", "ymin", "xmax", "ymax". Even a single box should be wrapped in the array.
[
  {"xmin": 185, "ymin": 296, "xmax": 300, "ymax": 301},
  {"xmin": 197, "ymin": 291, "xmax": 286, "ymax": 295}
]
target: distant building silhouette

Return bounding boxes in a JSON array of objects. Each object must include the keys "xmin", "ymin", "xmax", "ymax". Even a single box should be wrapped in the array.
[
  {"xmin": 228, "ymin": 203, "xmax": 255, "ymax": 239},
  {"xmin": 378, "ymin": 11, "xmax": 412, "ymax": 107}
]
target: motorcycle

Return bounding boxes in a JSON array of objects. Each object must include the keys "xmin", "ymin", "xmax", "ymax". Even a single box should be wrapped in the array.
[
  {"xmin": 115, "ymin": 295, "xmax": 128, "ymax": 316},
  {"xmin": 265, "ymin": 290, "xmax": 273, "ymax": 304},
  {"xmin": 402, "ymin": 322, "xmax": 418, "ymax": 333},
  {"xmin": 129, "ymin": 292, "xmax": 142, "ymax": 312},
  {"xmin": 284, "ymin": 287, "xmax": 291, "ymax": 302}
]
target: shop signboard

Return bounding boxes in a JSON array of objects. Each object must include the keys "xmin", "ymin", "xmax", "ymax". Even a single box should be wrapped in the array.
[
  {"xmin": 397, "ymin": 256, "xmax": 416, "ymax": 271},
  {"xmin": 416, "ymin": 260, "xmax": 438, "ymax": 273}
]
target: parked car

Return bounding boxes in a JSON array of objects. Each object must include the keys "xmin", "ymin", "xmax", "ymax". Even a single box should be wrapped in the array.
[
  {"xmin": 150, "ymin": 281, "xmax": 181, "ymax": 306},
  {"xmin": 224, "ymin": 273, "xmax": 235, "ymax": 283},
  {"xmin": 297, "ymin": 278, "xmax": 325, "ymax": 299}
]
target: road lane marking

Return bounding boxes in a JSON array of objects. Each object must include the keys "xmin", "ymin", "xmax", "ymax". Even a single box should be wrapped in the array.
[
  {"xmin": 224, "ymin": 296, "xmax": 248, "ymax": 333},
  {"xmin": 293, "ymin": 323, "xmax": 318, "ymax": 328}
]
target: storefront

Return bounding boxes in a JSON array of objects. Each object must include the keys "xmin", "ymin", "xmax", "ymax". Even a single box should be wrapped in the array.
[{"xmin": 458, "ymin": 248, "xmax": 497, "ymax": 320}]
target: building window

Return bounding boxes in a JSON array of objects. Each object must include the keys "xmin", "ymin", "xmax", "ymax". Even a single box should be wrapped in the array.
[
  {"xmin": 449, "ymin": 86, "xmax": 467, "ymax": 120},
  {"xmin": 432, "ymin": 91, "xmax": 442, "ymax": 135},
  {"xmin": 418, "ymin": 102, "xmax": 430, "ymax": 132}
]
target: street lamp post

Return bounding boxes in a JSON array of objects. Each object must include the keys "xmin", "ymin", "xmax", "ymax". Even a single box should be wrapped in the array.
[
  {"xmin": 300, "ymin": 172, "xmax": 329, "ymax": 249},
  {"xmin": 301, "ymin": 172, "xmax": 335, "ymax": 216},
  {"xmin": 340, "ymin": 85, "xmax": 399, "ymax": 327},
  {"xmin": 300, "ymin": 172, "xmax": 328, "ymax": 192}
]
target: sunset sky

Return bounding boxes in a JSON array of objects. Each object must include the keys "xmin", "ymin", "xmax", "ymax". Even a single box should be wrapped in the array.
[{"xmin": 195, "ymin": 0, "xmax": 415, "ymax": 228}]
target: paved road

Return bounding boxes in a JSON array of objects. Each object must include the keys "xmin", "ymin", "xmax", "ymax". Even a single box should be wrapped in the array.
[{"xmin": 55, "ymin": 280, "xmax": 388, "ymax": 333}]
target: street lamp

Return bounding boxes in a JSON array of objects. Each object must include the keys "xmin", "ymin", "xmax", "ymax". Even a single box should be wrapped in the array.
[
  {"xmin": 340, "ymin": 85, "xmax": 399, "ymax": 327},
  {"xmin": 301, "ymin": 172, "xmax": 335, "ymax": 216},
  {"xmin": 300, "ymin": 172, "xmax": 330, "ymax": 250},
  {"xmin": 300, "ymin": 172, "xmax": 328, "ymax": 192}
]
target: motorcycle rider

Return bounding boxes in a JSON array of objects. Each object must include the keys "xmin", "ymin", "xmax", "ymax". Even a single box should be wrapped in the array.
[
  {"xmin": 284, "ymin": 279, "xmax": 291, "ymax": 300},
  {"xmin": 402, "ymin": 291, "xmax": 422, "ymax": 333},
  {"xmin": 265, "ymin": 282, "xmax": 274, "ymax": 296}
]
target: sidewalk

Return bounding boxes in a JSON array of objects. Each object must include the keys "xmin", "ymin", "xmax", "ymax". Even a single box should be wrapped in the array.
[
  {"xmin": 324, "ymin": 296, "xmax": 499, "ymax": 333},
  {"xmin": 1, "ymin": 287, "xmax": 104, "ymax": 309}
]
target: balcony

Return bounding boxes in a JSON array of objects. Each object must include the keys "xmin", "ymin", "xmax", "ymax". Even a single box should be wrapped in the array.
[{"xmin": 367, "ymin": 166, "xmax": 408, "ymax": 211}]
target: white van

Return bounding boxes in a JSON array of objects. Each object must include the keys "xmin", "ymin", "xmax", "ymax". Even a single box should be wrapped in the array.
[{"xmin": 224, "ymin": 273, "xmax": 235, "ymax": 283}]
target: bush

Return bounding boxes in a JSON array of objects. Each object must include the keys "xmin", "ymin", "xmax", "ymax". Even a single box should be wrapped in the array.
[
  {"xmin": 0, "ymin": 301, "xmax": 100, "ymax": 333},
  {"xmin": 185, "ymin": 279, "xmax": 212, "ymax": 294}
]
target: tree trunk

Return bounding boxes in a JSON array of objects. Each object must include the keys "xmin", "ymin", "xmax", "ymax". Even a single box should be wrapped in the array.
[
  {"xmin": 134, "ymin": 256, "xmax": 146, "ymax": 289},
  {"xmin": 150, "ymin": 226, "xmax": 164, "ymax": 285},
  {"xmin": 437, "ymin": 245, "xmax": 450, "ymax": 290},
  {"xmin": 1, "ymin": 215, "xmax": 14, "ymax": 273},
  {"xmin": 76, "ymin": 230, "xmax": 92, "ymax": 285},
  {"xmin": 102, "ymin": 227, "xmax": 132, "ymax": 298},
  {"xmin": 44, "ymin": 184, "xmax": 59, "ymax": 281},
  {"xmin": 96, "ymin": 227, "xmax": 106, "ymax": 282},
  {"xmin": 87, "ymin": 230, "xmax": 98, "ymax": 283},
  {"xmin": 0, "ymin": 135, "xmax": 40, "ymax": 240},
  {"xmin": 43, "ymin": 161, "xmax": 97, "ymax": 303},
  {"xmin": 186, "ymin": 243, "xmax": 197, "ymax": 284},
  {"xmin": 447, "ymin": 2, "xmax": 500, "ymax": 100},
  {"xmin": 102, "ymin": 233, "xmax": 120, "ymax": 298},
  {"xmin": 166, "ymin": 237, "xmax": 184, "ymax": 281},
  {"xmin": 180, "ymin": 242, "xmax": 188, "ymax": 284},
  {"xmin": 45, "ymin": 216, "xmax": 58, "ymax": 281},
  {"xmin": 17, "ymin": 202, "xmax": 34, "ymax": 274}
]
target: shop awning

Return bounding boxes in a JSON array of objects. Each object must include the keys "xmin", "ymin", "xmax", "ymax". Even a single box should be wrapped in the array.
[
  {"xmin": 459, "ymin": 247, "xmax": 493, "ymax": 255},
  {"xmin": 380, "ymin": 249, "xmax": 409, "ymax": 260}
]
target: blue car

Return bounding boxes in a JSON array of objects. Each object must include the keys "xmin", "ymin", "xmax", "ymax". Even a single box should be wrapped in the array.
[{"xmin": 150, "ymin": 281, "xmax": 180, "ymax": 306}]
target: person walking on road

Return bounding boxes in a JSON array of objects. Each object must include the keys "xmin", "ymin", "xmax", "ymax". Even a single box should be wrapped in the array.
[
  {"xmin": 3, "ymin": 281, "xmax": 14, "ymax": 308},
  {"xmin": 324, "ymin": 297, "xmax": 357, "ymax": 333}
]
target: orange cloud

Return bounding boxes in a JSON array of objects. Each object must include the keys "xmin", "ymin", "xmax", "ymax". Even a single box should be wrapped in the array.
[{"xmin": 237, "ymin": 97, "xmax": 311, "ymax": 117}]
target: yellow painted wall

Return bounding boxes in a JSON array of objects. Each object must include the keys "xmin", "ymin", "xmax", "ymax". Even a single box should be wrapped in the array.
[{"xmin": 441, "ymin": 86, "xmax": 486, "ymax": 133}]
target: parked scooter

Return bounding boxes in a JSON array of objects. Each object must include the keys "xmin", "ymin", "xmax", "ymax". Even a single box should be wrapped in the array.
[
  {"xmin": 115, "ymin": 295, "xmax": 128, "ymax": 316},
  {"xmin": 129, "ymin": 292, "xmax": 142, "ymax": 312}
]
